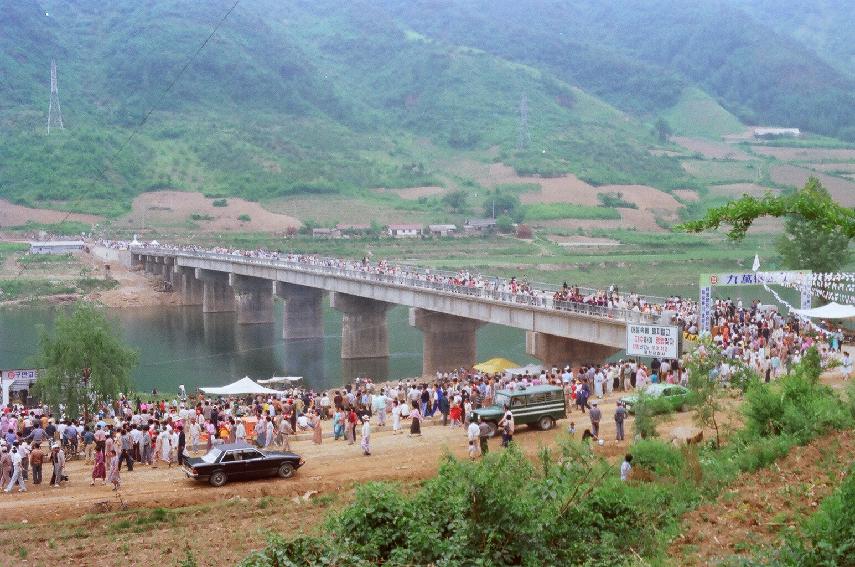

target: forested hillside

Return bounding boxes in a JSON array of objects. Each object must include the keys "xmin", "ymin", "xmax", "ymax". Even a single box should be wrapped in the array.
[{"xmin": 0, "ymin": 0, "xmax": 853, "ymax": 217}]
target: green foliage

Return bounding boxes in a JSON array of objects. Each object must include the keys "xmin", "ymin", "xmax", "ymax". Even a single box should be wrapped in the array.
[
  {"xmin": 523, "ymin": 203, "xmax": 621, "ymax": 221},
  {"xmin": 597, "ymin": 191, "xmax": 638, "ymax": 209},
  {"xmin": 495, "ymin": 214, "xmax": 514, "ymax": 234},
  {"xmin": 211, "ymin": 198, "xmax": 228, "ymax": 207},
  {"xmin": 189, "ymin": 213, "xmax": 214, "ymax": 221},
  {"xmin": 484, "ymin": 192, "xmax": 521, "ymax": 221},
  {"xmin": 742, "ymin": 348, "xmax": 852, "ymax": 442},
  {"xmin": 654, "ymin": 117, "xmax": 672, "ymax": 143},
  {"xmin": 633, "ymin": 391, "xmax": 660, "ymax": 439},
  {"xmin": 8, "ymin": 221, "xmax": 92, "ymax": 235},
  {"xmin": 679, "ymin": 177, "xmax": 855, "ymax": 241},
  {"xmin": 441, "ymin": 189, "xmax": 469, "ymax": 213},
  {"xmin": 33, "ymin": 302, "xmax": 138, "ymax": 419},
  {"xmin": 0, "ymin": 279, "xmax": 77, "ymax": 300},
  {"xmin": 777, "ymin": 179, "xmax": 851, "ymax": 272},
  {"xmin": 631, "ymin": 439, "xmax": 685, "ymax": 478},
  {"xmin": 17, "ymin": 253, "xmax": 73, "ymax": 265},
  {"xmin": 237, "ymin": 214, "xmax": 251, "ymax": 222}
]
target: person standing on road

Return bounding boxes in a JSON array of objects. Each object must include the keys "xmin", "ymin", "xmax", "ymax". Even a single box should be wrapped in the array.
[
  {"xmin": 4, "ymin": 446, "xmax": 26, "ymax": 493},
  {"xmin": 594, "ymin": 367, "xmax": 605, "ymax": 399},
  {"xmin": 91, "ymin": 444, "xmax": 106, "ymax": 485},
  {"xmin": 50, "ymin": 443, "xmax": 65, "ymax": 488},
  {"xmin": 311, "ymin": 412, "xmax": 323, "ymax": 445},
  {"xmin": 467, "ymin": 418, "xmax": 481, "ymax": 458},
  {"xmin": 360, "ymin": 416, "xmax": 371, "ymax": 456},
  {"xmin": 498, "ymin": 406, "xmax": 514, "ymax": 448},
  {"xmin": 620, "ymin": 454, "xmax": 633, "ymax": 482},
  {"xmin": 108, "ymin": 449, "xmax": 120, "ymax": 491},
  {"xmin": 119, "ymin": 429, "xmax": 133, "ymax": 472},
  {"xmin": 176, "ymin": 425, "xmax": 186, "ymax": 466},
  {"xmin": 589, "ymin": 401, "xmax": 602, "ymax": 439},
  {"xmin": 409, "ymin": 402, "xmax": 422, "ymax": 436},
  {"xmin": 82, "ymin": 426, "xmax": 95, "ymax": 465},
  {"xmin": 0, "ymin": 446, "xmax": 12, "ymax": 487},
  {"xmin": 478, "ymin": 417, "xmax": 490, "ymax": 455},
  {"xmin": 29, "ymin": 443, "xmax": 44, "ymax": 485},
  {"xmin": 391, "ymin": 400, "xmax": 402, "ymax": 435},
  {"xmin": 614, "ymin": 402, "xmax": 626, "ymax": 442}
]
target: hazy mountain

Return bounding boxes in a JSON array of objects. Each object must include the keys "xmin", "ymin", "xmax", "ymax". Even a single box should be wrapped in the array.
[{"xmin": 0, "ymin": 0, "xmax": 852, "ymax": 216}]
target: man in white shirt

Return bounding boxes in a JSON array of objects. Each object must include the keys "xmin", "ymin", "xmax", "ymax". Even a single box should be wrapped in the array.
[{"xmin": 467, "ymin": 419, "xmax": 481, "ymax": 457}]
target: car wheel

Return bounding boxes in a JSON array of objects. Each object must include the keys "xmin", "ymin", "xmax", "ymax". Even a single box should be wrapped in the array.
[
  {"xmin": 209, "ymin": 470, "xmax": 227, "ymax": 487},
  {"xmin": 277, "ymin": 462, "xmax": 295, "ymax": 479},
  {"xmin": 538, "ymin": 416, "xmax": 555, "ymax": 431},
  {"xmin": 486, "ymin": 422, "xmax": 498, "ymax": 437}
]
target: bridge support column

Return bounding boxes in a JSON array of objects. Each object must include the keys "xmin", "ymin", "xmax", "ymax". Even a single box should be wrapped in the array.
[
  {"xmin": 275, "ymin": 283, "xmax": 325, "ymax": 339},
  {"xmin": 143, "ymin": 256, "xmax": 154, "ymax": 274},
  {"xmin": 230, "ymin": 274, "xmax": 274, "ymax": 324},
  {"xmin": 330, "ymin": 293, "xmax": 392, "ymax": 360},
  {"xmin": 525, "ymin": 332, "xmax": 621, "ymax": 369},
  {"xmin": 131, "ymin": 253, "xmax": 144, "ymax": 270},
  {"xmin": 163, "ymin": 257, "xmax": 175, "ymax": 284},
  {"xmin": 177, "ymin": 266, "xmax": 203, "ymax": 305},
  {"xmin": 195, "ymin": 269, "xmax": 235, "ymax": 313},
  {"xmin": 151, "ymin": 257, "xmax": 164, "ymax": 277},
  {"xmin": 410, "ymin": 308, "xmax": 482, "ymax": 376}
]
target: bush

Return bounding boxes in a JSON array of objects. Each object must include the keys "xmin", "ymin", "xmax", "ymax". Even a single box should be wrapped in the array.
[
  {"xmin": 631, "ymin": 439, "xmax": 685, "ymax": 478},
  {"xmin": 633, "ymin": 391, "xmax": 660, "ymax": 439},
  {"xmin": 190, "ymin": 213, "xmax": 214, "ymax": 221},
  {"xmin": 212, "ymin": 198, "xmax": 228, "ymax": 207},
  {"xmin": 597, "ymin": 191, "xmax": 638, "ymax": 209},
  {"xmin": 238, "ymin": 214, "xmax": 251, "ymax": 222}
]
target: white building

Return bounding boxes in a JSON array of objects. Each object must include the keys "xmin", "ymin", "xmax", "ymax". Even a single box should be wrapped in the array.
[
  {"xmin": 753, "ymin": 127, "xmax": 801, "ymax": 138},
  {"xmin": 29, "ymin": 240, "xmax": 85, "ymax": 254},
  {"xmin": 387, "ymin": 224, "xmax": 422, "ymax": 238},
  {"xmin": 428, "ymin": 224, "xmax": 457, "ymax": 237}
]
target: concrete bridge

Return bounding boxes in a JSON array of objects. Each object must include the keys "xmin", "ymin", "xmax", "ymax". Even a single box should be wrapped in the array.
[{"xmin": 129, "ymin": 247, "xmax": 668, "ymax": 377}]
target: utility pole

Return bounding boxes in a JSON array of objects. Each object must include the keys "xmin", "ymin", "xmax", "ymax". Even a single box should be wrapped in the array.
[
  {"xmin": 47, "ymin": 59, "xmax": 64, "ymax": 134},
  {"xmin": 517, "ymin": 93, "xmax": 531, "ymax": 150}
]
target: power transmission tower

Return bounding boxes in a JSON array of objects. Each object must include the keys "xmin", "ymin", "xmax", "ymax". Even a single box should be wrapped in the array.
[
  {"xmin": 517, "ymin": 93, "xmax": 531, "ymax": 150},
  {"xmin": 47, "ymin": 59, "xmax": 64, "ymax": 134}
]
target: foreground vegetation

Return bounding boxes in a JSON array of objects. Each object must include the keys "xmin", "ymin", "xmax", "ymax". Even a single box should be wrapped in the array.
[{"xmin": 240, "ymin": 349, "xmax": 855, "ymax": 566}]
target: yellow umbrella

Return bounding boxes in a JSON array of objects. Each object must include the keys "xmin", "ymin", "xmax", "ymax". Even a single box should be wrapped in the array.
[{"xmin": 473, "ymin": 357, "xmax": 520, "ymax": 374}]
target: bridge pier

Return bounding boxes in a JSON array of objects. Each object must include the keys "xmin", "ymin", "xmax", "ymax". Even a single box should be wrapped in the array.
[
  {"xmin": 526, "ymin": 332, "xmax": 621, "ymax": 369},
  {"xmin": 230, "ymin": 274, "xmax": 274, "ymax": 324},
  {"xmin": 196, "ymin": 269, "xmax": 235, "ymax": 313},
  {"xmin": 131, "ymin": 253, "xmax": 144, "ymax": 270},
  {"xmin": 410, "ymin": 308, "xmax": 482, "ymax": 376},
  {"xmin": 275, "ymin": 283, "xmax": 325, "ymax": 340},
  {"xmin": 330, "ymin": 292, "xmax": 392, "ymax": 361},
  {"xmin": 143, "ymin": 256, "xmax": 154, "ymax": 275},
  {"xmin": 176, "ymin": 266, "xmax": 203, "ymax": 305},
  {"xmin": 151, "ymin": 257, "xmax": 164, "ymax": 277},
  {"xmin": 163, "ymin": 257, "xmax": 175, "ymax": 284}
]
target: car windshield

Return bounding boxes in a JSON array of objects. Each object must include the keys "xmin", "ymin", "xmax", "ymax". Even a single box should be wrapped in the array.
[
  {"xmin": 201, "ymin": 448, "xmax": 222, "ymax": 464},
  {"xmin": 494, "ymin": 393, "xmax": 510, "ymax": 408}
]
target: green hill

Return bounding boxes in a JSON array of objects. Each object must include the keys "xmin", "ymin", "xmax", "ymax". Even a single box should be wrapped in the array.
[{"xmin": 0, "ymin": 0, "xmax": 853, "ymax": 218}]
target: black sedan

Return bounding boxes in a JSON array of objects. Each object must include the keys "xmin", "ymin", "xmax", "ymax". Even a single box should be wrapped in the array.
[{"xmin": 183, "ymin": 442, "xmax": 305, "ymax": 487}]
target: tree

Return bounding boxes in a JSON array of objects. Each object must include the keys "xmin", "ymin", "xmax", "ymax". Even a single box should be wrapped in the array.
[
  {"xmin": 442, "ymin": 189, "xmax": 468, "ymax": 213},
  {"xmin": 496, "ymin": 214, "xmax": 514, "ymax": 233},
  {"xmin": 33, "ymin": 302, "xmax": 138, "ymax": 420},
  {"xmin": 777, "ymin": 180, "xmax": 851, "ymax": 272},
  {"xmin": 678, "ymin": 176, "xmax": 855, "ymax": 242},
  {"xmin": 654, "ymin": 117, "xmax": 672, "ymax": 143},
  {"xmin": 484, "ymin": 192, "xmax": 523, "ymax": 222}
]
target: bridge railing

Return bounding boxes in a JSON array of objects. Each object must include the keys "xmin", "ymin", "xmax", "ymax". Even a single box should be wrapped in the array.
[{"xmin": 133, "ymin": 247, "xmax": 660, "ymax": 324}]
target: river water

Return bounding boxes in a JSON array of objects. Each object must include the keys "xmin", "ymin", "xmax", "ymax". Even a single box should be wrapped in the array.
[{"xmin": 0, "ymin": 304, "xmax": 535, "ymax": 393}]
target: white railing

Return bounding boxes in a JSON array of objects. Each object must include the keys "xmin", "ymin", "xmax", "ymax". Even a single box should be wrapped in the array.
[{"xmin": 131, "ymin": 246, "xmax": 661, "ymax": 324}]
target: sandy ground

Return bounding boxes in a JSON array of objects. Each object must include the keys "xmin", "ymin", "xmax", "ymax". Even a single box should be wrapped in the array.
[
  {"xmin": 673, "ymin": 137, "xmax": 752, "ymax": 161},
  {"xmin": 0, "ymin": 200, "xmax": 102, "ymax": 229},
  {"xmin": 80, "ymin": 250, "xmax": 181, "ymax": 309},
  {"xmin": 120, "ymin": 191, "xmax": 300, "ymax": 232},
  {"xmin": 770, "ymin": 165, "xmax": 855, "ymax": 206}
]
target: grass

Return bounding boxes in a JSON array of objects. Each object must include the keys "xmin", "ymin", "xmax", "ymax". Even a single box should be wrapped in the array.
[
  {"xmin": 7, "ymin": 220, "xmax": 92, "ymax": 235},
  {"xmin": 523, "ymin": 203, "xmax": 621, "ymax": 221},
  {"xmin": 16, "ymin": 253, "xmax": 74, "ymax": 265},
  {"xmin": 680, "ymin": 160, "xmax": 761, "ymax": 183},
  {"xmin": 663, "ymin": 87, "xmax": 745, "ymax": 139},
  {"xmin": 189, "ymin": 213, "xmax": 214, "ymax": 221}
]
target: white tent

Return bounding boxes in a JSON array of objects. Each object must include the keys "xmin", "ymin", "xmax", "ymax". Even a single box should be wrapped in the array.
[
  {"xmin": 257, "ymin": 376, "xmax": 303, "ymax": 385},
  {"xmin": 506, "ymin": 364, "xmax": 543, "ymax": 376},
  {"xmin": 200, "ymin": 376, "xmax": 281, "ymax": 396},
  {"xmin": 791, "ymin": 301, "xmax": 855, "ymax": 319}
]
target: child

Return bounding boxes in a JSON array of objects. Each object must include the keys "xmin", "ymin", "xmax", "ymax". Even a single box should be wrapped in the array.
[
  {"xmin": 468, "ymin": 439, "xmax": 477, "ymax": 461},
  {"xmin": 449, "ymin": 403, "xmax": 462, "ymax": 428},
  {"xmin": 567, "ymin": 421, "xmax": 576, "ymax": 436},
  {"xmin": 107, "ymin": 449, "xmax": 120, "ymax": 491},
  {"xmin": 620, "ymin": 454, "xmax": 633, "ymax": 482}
]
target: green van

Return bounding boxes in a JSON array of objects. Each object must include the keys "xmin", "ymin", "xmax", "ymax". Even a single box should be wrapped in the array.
[{"xmin": 471, "ymin": 385, "xmax": 567, "ymax": 436}]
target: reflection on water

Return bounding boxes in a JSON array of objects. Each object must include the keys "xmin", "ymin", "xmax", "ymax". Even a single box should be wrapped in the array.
[{"xmin": 0, "ymin": 303, "xmax": 534, "ymax": 393}]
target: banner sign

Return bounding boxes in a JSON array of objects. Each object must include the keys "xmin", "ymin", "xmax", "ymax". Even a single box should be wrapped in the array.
[
  {"xmin": 626, "ymin": 324, "xmax": 679, "ymax": 358},
  {"xmin": 699, "ymin": 286, "xmax": 712, "ymax": 333},
  {"xmin": 1, "ymin": 369, "xmax": 38, "ymax": 384},
  {"xmin": 700, "ymin": 271, "xmax": 811, "ymax": 288}
]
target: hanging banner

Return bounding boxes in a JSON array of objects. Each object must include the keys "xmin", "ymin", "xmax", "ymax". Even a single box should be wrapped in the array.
[
  {"xmin": 626, "ymin": 324, "xmax": 679, "ymax": 358},
  {"xmin": 700, "ymin": 271, "xmax": 811, "ymax": 288},
  {"xmin": 699, "ymin": 286, "xmax": 712, "ymax": 333}
]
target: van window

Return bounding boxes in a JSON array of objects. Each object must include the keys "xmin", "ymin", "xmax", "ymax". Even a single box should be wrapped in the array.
[
  {"xmin": 511, "ymin": 397, "xmax": 526, "ymax": 408},
  {"xmin": 529, "ymin": 393, "xmax": 548, "ymax": 404}
]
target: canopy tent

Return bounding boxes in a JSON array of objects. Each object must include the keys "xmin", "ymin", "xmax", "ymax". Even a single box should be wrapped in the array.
[
  {"xmin": 473, "ymin": 357, "xmax": 519, "ymax": 374},
  {"xmin": 257, "ymin": 376, "xmax": 303, "ymax": 385},
  {"xmin": 200, "ymin": 377, "xmax": 281, "ymax": 396},
  {"xmin": 506, "ymin": 364, "xmax": 543, "ymax": 376},
  {"xmin": 791, "ymin": 301, "xmax": 855, "ymax": 319}
]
